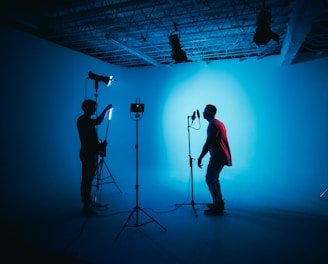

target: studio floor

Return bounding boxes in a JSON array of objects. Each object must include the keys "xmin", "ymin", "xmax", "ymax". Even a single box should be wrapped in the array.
[{"xmin": 2, "ymin": 175, "xmax": 328, "ymax": 264}]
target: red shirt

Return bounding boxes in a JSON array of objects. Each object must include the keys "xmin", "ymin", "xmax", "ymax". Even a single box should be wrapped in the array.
[{"xmin": 207, "ymin": 118, "xmax": 232, "ymax": 166}]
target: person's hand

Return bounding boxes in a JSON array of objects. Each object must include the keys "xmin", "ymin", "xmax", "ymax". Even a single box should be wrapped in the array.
[
  {"xmin": 106, "ymin": 104, "xmax": 113, "ymax": 110},
  {"xmin": 197, "ymin": 158, "xmax": 202, "ymax": 169}
]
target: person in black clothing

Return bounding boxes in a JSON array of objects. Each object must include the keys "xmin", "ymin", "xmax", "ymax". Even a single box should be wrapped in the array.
[
  {"xmin": 197, "ymin": 104, "xmax": 232, "ymax": 215},
  {"xmin": 77, "ymin": 99, "xmax": 112, "ymax": 216}
]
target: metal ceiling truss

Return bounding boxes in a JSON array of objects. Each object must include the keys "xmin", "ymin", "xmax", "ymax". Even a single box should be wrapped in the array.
[{"xmin": 2, "ymin": 0, "xmax": 328, "ymax": 67}]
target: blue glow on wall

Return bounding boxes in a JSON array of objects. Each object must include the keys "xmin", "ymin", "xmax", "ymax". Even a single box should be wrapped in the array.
[{"xmin": 161, "ymin": 67, "xmax": 256, "ymax": 176}]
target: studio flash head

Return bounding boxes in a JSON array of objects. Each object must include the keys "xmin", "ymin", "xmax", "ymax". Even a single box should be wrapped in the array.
[{"xmin": 88, "ymin": 71, "xmax": 116, "ymax": 87}]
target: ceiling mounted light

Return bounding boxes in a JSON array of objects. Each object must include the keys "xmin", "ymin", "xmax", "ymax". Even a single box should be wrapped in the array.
[
  {"xmin": 169, "ymin": 23, "xmax": 188, "ymax": 63},
  {"xmin": 253, "ymin": 10, "xmax": 280, "ymax": 45}
]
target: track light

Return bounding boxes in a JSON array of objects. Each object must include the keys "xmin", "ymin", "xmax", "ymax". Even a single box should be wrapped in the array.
[
  {"xmin": 253, "ymin": 10, "xmax": 279, "ymax": 45},
  {"xmin": 88, "ymin": 71, "xmax": 115, "ymax": 87}
]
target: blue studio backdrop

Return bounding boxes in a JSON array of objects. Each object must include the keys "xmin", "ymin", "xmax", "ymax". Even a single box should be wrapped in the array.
[{"xmin": 1, "ymin": 24, "xmax": 327, "ymax": 215}]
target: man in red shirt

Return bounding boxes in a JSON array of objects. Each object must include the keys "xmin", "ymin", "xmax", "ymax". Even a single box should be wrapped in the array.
[{"xmin": 198, "ymin": 104, "xmax": 232, "ymax": 215}]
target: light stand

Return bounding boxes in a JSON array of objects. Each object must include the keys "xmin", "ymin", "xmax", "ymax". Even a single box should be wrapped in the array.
[
  {"xmin": 175, "ymin": 111, "xmax": 205, "ymax": 217},
  {"xmin": 93, "ymin": 155, "xmax": 122, "ymax": 207},
  {"xmin": 89, "ymin": 77, "xmax": 122, "ymax": 208},
  {"xmin": 114, "ymin": 102, "xmax": 167, "ymax": 241}
]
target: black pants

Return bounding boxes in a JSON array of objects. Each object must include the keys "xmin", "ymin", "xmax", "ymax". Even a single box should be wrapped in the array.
[
  {"xmin": 205, "ymin": 158, "xmax": 225, "ymax": 205},
  {"xmin": 81, "ymin": 156, "xmax": 97, "ymax": 204}
]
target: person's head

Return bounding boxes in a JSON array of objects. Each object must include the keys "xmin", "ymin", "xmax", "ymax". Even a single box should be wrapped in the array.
[
  {"xmin": 82, "ymin": 99, "xmax": 97, "ymax": 115},
  {"xmin": 203, "ymin": 104, "xmax": 217, "ymax": 121}
]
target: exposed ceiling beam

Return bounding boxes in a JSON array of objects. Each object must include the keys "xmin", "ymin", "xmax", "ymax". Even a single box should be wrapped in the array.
[
  {"xmin": 108, "ymin": 38, "xmax": 160, "ymax": 66},
  {"xmin": 280, "ymin": 0, "xmax": 325, "ymax": 65}
]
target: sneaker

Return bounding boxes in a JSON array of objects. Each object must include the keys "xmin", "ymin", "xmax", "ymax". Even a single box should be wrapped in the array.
[
  {"xmin": 204, "ymin": 203, "xmax": 224, "ymax": 216},
  {"xmin": 220, "ymin": 200, "xmax": 225, "ymax": 210},
  {"xmin": 206, "ymin": 200, "xmax": 225, "ymax": 210},
  {"xmin": 204, "ymin": 207, "xmax": 224, "ymax": 216}
]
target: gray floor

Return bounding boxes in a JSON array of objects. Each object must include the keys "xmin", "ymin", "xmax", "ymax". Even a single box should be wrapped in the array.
[{"xmin": 2, "ymin": 177, "xmax": 328, "ymax": 264}]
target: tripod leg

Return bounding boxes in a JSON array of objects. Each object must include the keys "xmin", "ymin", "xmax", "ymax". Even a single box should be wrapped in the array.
[
  {"xmin": 114, "ymin": 206, "xmax": 167, "ymax": 242},
  {"xmin": 114, "ymin": 207, "xmax": 137, "ymax": 241},
  {"xmin": 93, "ymin": 160, "xmax": 102, "ymax": 203},
  {"xmin": 175, "ymin": 201, "xmax": 198, "ymax": 217},
  {"xmin": 138, "ymin": 207, "xmax": 167, "ymax": 231},
  {"xmin": 102, "ymin": 160, "xmax": 123, "ymax": 193},
  {"xmin": 92, "ymin": 159, "xmax": 110, "ymax": 208},
  {"xmin": 190, "ymin": 200, "xmax": 198, "ymax": 218}
]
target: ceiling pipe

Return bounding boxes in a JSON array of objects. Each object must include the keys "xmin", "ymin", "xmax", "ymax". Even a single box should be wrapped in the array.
[{"xmin": 108, "ymin": 38, "xmax": 159, "ymax": 66}]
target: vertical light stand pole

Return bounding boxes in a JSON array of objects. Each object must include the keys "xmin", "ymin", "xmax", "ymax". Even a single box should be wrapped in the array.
[
  {"xmin": 93, "ymin": 108, "xmax": 122, "ymax": 206},
  {"xmin": 91, "ymin": 80, "xmax": 122, "ymax": 208},
  {"xmin": 114, "ymin": 102, "xmax": 167, "ymax": 241}
]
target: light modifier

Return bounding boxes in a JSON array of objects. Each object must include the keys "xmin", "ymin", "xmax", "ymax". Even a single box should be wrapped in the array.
[{"xmin": 88, "ymin": 71, "xmax": 114, "ymax": 87}]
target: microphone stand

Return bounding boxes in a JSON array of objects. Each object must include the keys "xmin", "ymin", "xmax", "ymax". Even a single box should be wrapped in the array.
[{"xmin": 175, "ymin": 112, "xmax": 205, "ymax": 217}]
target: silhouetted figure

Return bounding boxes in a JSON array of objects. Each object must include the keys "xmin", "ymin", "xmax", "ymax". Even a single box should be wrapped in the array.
[
  {"xmin": 197, "ymin": 104, "xmax": 232, "ymax": 215},
  {"xmin": 77, "ymin": 99, "xmax": 112, "ymax": 216}
]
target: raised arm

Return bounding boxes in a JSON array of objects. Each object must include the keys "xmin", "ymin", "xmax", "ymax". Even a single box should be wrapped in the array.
[{"xmin": 95, "ymin": 104, "xmax": 112, "ymax": 125}]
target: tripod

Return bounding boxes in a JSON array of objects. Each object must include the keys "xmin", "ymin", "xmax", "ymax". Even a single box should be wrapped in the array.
[
  {"xmin": 175, "ymin": 112, "xmax": 205, "ymax": 217},
  {"xmin": 114, "ymin": 109, "xmax": 167, "ymax": 241},
  {"xmin": 92, "ymin": 153, "xmax": 122, "ymax": 207},
  {"xmin": 93, "ymin": 106, "xmax": 122, "ymax": 207},
  {"xmin": 87, "ymin": 75, "xmax": 121, "ymax": 208}
]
